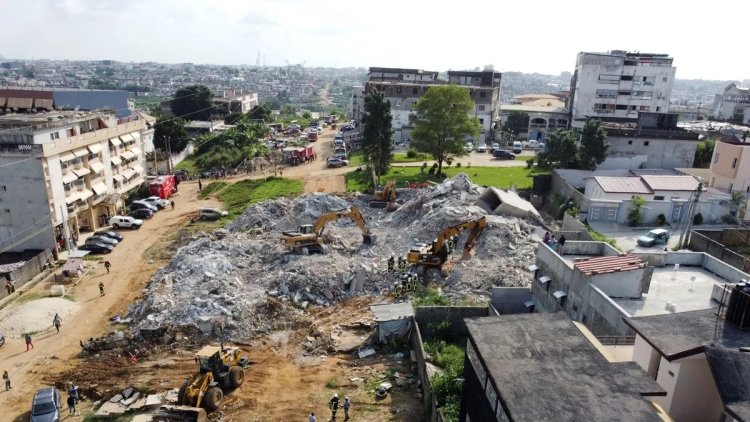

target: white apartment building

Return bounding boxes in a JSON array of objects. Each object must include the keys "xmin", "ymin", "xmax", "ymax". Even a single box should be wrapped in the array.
[
  {"xmin": 569, "ymin": 51, "xmax": 676, "ymax": 128},
  {"xmin": 713, "ymin": 83, "xmax": 750, "ymax": 121},
  {"xmin": 0, "ymin": 110, "xmax": 150, "ymax": 253},
  {"xmin": 350, "ymin": 85, "xmax": 365, "ymax": 126}
]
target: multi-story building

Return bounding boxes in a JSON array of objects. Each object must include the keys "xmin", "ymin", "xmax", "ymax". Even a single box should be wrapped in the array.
[
  {"xmin": 212, "ymin": 89, "xmax": 258, "ymax": 116},
  {"xmin": 709, "ymin": 134, "xmax": 750, "ymax": 222},
  {"xmin": 350, "ymin": 85, "xmax": 364, "ymax": 126},
  {"xmin": 0, "ymin": 87, "xmax": 133, "ymax": 118},
  {"xmin": 363, "ymin": 67, "xmax": 501, "ymax": 142},
  {"xmin": 0, "ymin": 110, "xmax": 150, "ymax": 253},
  {"xmin": 569, "ymin": 51, "xmax": 676, "ymax": 128},
  {"xmin": 713, "ymin": 83, "xmax": 750, "ymax": 121}
]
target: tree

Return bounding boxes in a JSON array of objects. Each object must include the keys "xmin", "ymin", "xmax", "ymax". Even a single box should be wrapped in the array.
[
  {"xmin": 171, "ymin": 85, "xmax": 213, "ymax": 121},
  {"xmin": 693, "ymin": 138, "xmax": 716, "ymax": 168},
  {"xmin": 538, "ymin": 129, "xmax": 579, "ymax": 168},
  {"xmin": 628, "ymin": 196, "xmax": 646, "ymax": 227},
  {"xmin": 224, "ymin": 112, "xmax": 244, "ymax": 124},
  {"xmin": 410, "ymin": 85, "xmax": 480, "ymax": 176},
  {"xmin": 361, "ymin": 91, "xmax": 394, "ymax": 185},
  {"xmin": 502, "ymin": 111, "xmax": 529, "ymax": 138},
  {"xmin": 153, "ymin": 117, "xmax": 189, "ymax": 154},
  {"xmin": 247, "ymin": 104, "xmax": 272, "ymax": 122},
  {"xmin": 578, "ymin": 118, "xmax": 608, "ymax": 170}
]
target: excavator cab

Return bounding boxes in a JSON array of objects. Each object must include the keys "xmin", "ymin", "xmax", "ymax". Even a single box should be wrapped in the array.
[{"xmin": 298, "ymin": 224, "xmax": 315, "ymax": 235}]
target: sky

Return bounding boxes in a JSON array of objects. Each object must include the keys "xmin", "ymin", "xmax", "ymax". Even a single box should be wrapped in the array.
[{"xmin": 2, "ymin": 0, "xmax": 748, "ymax": 81}]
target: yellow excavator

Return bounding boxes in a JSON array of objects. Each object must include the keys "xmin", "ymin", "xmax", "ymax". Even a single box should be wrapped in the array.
[
  {"xmin": 178, "ymin": 344, "xmax": 250, "ymax": 412},
  {"xmin": 406, "ymin": 216, "xmax": 487, "ymax": 275},
  {"xmin": 280, "ymin": 206, "xmax": 375, "ymax": 255},
  {"xmin": 370, "ymin": 179, "xmax": 398, "ymax": 210}
]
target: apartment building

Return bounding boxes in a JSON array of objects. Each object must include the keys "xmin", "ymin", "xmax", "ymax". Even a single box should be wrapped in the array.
[
  {"xmin": 0, "ymin": 110, "xmax": 149, "ymax": 253},
  {"xmin": 713, "ymin": 83, "xmax": 750, "ymax": 121},
  {"xmin": 363, "ymin": 67, "xmax": 501, "ymax": 142},
  {"xmin": 212, "ymin": 89, "xmax": 259, "ymax": 116},
  {"xmin": 569, "ymin": 51, "xmax": 676, "ymax": 128},
  {"xmin": 350, "ymin": 85, "xmax": 365, "ymax": 126},
  {"xmin": 0, "ymin": 87, "xmax": 133, "ymax": 118},
  {"xmin": 710, "ymin": 135, "xmax": 750, "ymax": 196}
]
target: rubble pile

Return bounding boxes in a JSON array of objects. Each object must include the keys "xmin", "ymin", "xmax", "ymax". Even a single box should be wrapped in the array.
[{"xmin": 128, "ymin": 174, "xmax": 541, "ymax": 340}]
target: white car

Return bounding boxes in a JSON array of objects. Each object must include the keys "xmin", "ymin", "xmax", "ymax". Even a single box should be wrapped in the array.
[
  {"xmin": 464, "ymin": 142, "xmax": 474, "ymax": 152},
  {"xmin": 109, "ymin": 215, "xmax": 143, "ymax": 230},
  {"xmin": 143, "ymin": 196, "xmax": 169, "ymax": 209},
  {"xmin": 316, "ymin": 127, "xmax": 323, "ymax": 134},
  {"xmin": 476, "ymin": 144, "xmax": 487, "ymax": 153}
]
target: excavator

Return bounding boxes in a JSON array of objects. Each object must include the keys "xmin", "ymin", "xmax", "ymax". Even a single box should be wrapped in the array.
[
  {"xmin": 406, "ymin": 216, "xmax": 487, "ymax": 276},
  {"xmin": 370, "ymin": 179, "xmax": 398, "ymax": 210},
  {"xmin": 178, "ymin": 343, "xmax": 250, "ymax": 412},
  {"xmin": 280, "ymin": 206, "xmax": 375, "ymax": 255}
]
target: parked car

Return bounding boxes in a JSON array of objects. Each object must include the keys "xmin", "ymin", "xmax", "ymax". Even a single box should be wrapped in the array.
[
  {"xmin": 199, "ymin": 207, "xmax": 229, "ymax": 221},
  {"xmin": 79, "ymin": 242, "xmax": 114, "ymax": 254},
  {"xmin": 30, "ymin": 387, "xmax": 62, "ymax": 422},
  {"xmin": 85, "ymin": 235, "xmax": 118, "ymax": 246},
  {"xmin": 490, "ymin": 143, "xmax": 501, "ymax": 153},
  {"xmin": 476, "ymin": 144, "xmax": 487, "ymax": 153},
  {"xmin": 464, "ymin": 142, "xmax": 474, "ymax": 152},
  {"xmin": 512, "ymin": 141, "xmax": 523, "ymax": 154},
  {"xmin": 523, "ymin": 139, "xmax": 541, "ymax": 149},
  {"xmin": 307, "ymin": 131, "xmax": 319, "ymax": 142},
  {"xmin": 142, "ymin": 196, "xmax": 169, "ymax": 209},
  {"xmin": 109, "ymin": 216, "xmax": 143, "ymax": 230},
  {"xmin": 316, "ymin": 127, "xmax": 323, "ymax": 135},
  {"xmin": 129, "ymin": 209, "xmax": 154, "ymax": 220},
  {"xmin": 93, "ymin": 230, "xmax": 123, "ymax": 242},
  {"xmin": 637, "ymin": 228, "xmax": 670, "ymax": 247},
  {"xmin": 493, "ymin": 150, "xmax": 516, "ymax": 160},
  {"xmin": 131, "ymin": 200, "xmax": 158, "ymax": 213},
  {"xmin": 327, "ymin": 157, "xmax": 349, "ymax": 168}
]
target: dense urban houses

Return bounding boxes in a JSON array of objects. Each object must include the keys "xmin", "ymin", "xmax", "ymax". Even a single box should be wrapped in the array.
[
  {"xmin": 713, "ymin": 83, "xmax": 750, "ymax": 122},
  {"xmin": 364, "ymin": 67, "xmax": 501, "ymax": 143},
  {"xmin": 568, "ymin": 51, "xmax": 676, "ymax": 128},
  {"xmin": 0, "ymin": 110, "xmax": 150, "ymax": 253}
]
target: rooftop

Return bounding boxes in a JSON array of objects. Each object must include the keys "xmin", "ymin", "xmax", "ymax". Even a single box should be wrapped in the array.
[
  {"xmin": 705, "ymin": 345, "xmax": 750, "ymax": 421},
  {"xmin": 0, "ymin": 110, "xmax": 111, "ymax": 128},
  {"xmin": 368, "ymin": 67, "xmax": 438, "ymax": 76},
  {"xmin": 641, "ymin": 175, "xmax": 700, "ymax": 192},
  {"xmin": 466, "ymin": 313, "xmax": 664, "ymax": 422},
  {"xmin": 629, "ymin": 169, "xmax": 686, "ymax": 177},
  {"xmin": 625, "ymin": 309, "xmax": 750, "ymax": 361},
  {"xmin": 574, "ymin": 254, "xmax": 646, "ymax": 276},
  {"xmin": 370, "ymin": 301, "xmax": 414, "ymax": 322},
  {"xmin": 500, "ymin": 103, "xmax": 567, "ymax": 114},
  {"xmin": 614, "ymin": 266, "xmax": 725, "ymax": 317},
  {"xmin": 593, "ymin": 176, "xmax": 651, "ymax": 194},
  {"xmin": 593, "ymin": 175, "xmax": 700, "ymax": 194}
]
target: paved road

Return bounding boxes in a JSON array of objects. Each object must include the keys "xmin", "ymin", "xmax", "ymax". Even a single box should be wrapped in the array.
[{"xmin": 587, "ymin": 221, "xmax": 682, "ymax": 253}]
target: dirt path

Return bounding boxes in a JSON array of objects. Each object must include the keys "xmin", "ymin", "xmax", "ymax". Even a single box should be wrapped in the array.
[{"xmin": 1, "ymin": 182, "xmax": 219, "ymax": 421}]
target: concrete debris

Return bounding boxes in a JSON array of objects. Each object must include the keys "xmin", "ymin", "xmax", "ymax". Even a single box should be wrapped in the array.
[{"xmin": 128, "ymin": 174, "xmax": 539, "ymax": 340}]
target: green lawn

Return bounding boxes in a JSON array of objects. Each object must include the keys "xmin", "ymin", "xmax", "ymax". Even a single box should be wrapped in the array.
[
  {"xmin": 345, "ymin": 166, "xmax": 547, "ymax": 192},
  {"xmin": 348, "ymin": 150, "xmax": 365, "ymax": 166},
  {"xmin": 174, "ymin": 155, "xmax": 199, "ymax": 175},
  {"xmin": 199, "ymin": 181, "xmax": 227, "ymax": 199},
  {"xmin": 393, "ymin": 152, "xmax": 429, "ymax": 163},
  {"xmin": 218, "ymin": 177, "xmax": 304, "ymax": 218}
]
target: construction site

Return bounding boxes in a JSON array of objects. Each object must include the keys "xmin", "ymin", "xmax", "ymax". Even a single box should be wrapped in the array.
[{"xmin": 0, "ymin": 160, "xmax": 545, "ymax": 421}]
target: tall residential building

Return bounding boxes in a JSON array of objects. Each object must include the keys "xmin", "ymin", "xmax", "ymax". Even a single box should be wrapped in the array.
[
  {"xmin": 568, "ymin": 51, "xmax": 676, "ymax": 128},
  {"xmin": 713, "ymin": 83, "xmax": 750, "ymax": 121},
  {"xmin": 363, "ymin": 67, "xmax": 501, "ymax": 142},
  {"xmin": 350, "ymin": 85, "xmax": 364, "ymax": 126},
  {"xmin": 0, "ymin": 110, "xmax": 150, "ymax": 253}
]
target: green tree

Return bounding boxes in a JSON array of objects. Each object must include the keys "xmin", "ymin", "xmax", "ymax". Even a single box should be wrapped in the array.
[
  {"xmin": 693, "ymin": 138, "xmax": 716, "ymax": 168},
  {"xmin": 247, "ymin": 104, "xmax": 272, "ymax": 121},
  {"xmin": 361, "ymin": 91, "xmax": 394, "ymax": 185},
  {"xmin": 224, "ymin": 112, "xmax": 244, "ymax": 124},
  {"xmin": 627, "ymin": 196, "xmax": 646, "ymax": 227},
  {"xmin": 171, "ymin": 85, "xmax": 213, "ymax": 121},
  {"xmin": 578, "ymin": 118, "xmax": 608, "ymax": 170},
  {"xmin": 153, "ymin": 117, "xmax": 189, "ymax": 154},
  {"xmin": 410, "ymin": 85, "xmax": 480, "ymax": 176},
  {"xmin": 502, "ymin": 111, "xmax": 529, "ymax": 137},
  {"xmin": 538, "ymin": 129, "xmax": 579, "ymax": 168}
]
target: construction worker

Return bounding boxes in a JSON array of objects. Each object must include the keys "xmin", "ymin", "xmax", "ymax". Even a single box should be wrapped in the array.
[
  {"xmin": 398, "ymin": 257, "xmax": 406, "ymax": 272},
  {"xmin": 99, "ymin": 282, "xmax": 105, "ymax": 296},
  {"xmin": 329, "ymin": 393, "xmax": 340, "ymax": 420},
  {"xmin": 3, "ymin": 370, "xmax": 10, "ymax": 390},
  {"xmin": 53, "ymin": 313, "xmax": 62, "ymax": 333},
  {"xmin": 387, "ymin": 256, "xmax": 395, "ymax": 272}
]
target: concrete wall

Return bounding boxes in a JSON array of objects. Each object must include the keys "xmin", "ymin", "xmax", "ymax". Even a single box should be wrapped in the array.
[
  {"xmin": 0, "ymin": 249, "xmax": 53, "ymax": 299},
  {"xmin": 590, "ymin": 270, "xmax": 644, "ymax": 298},
  {"xmin": 632, "ymin": 334, "xmax": 661, "ymax": 379},
  {"xmin": 655, "ymin": 355, "xmax": 725, "ymax": 422},
  {"xmin": 689, "ymin": 231, "xmax": 747, "ymax": 272},
  {"xmin": 563, "ymin": 240, "xmax": 621, "ymax": 256},
  {"xmin": 605, "ymin": 136, "xmax": 697, "ymax": 169},
  {"xmin": 551, "ymin": 171, "xmax": 590, "ymax": 212},
  {"xmin": 411, "ymin": 321, "xmax": 446, "ymax": 422},
  {"xmin": 414, "ymin": 306, "xmax": 492, "ymax": 339},
  {"xmin": 490, "ymin": 287, "xmax": 532, "ymax": 314}
]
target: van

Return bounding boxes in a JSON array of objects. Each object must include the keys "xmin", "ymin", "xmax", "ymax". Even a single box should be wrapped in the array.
[
  {"xmin": 109, "ymin": 215, "xmax": 143, "ymax": 230},
  {"xmin": 512, "ymin": 141, "xmax": 523, "ymax": 154},
  {"xmin": 523, "ymin": 140, "xmax": 540, "ymax": 149}
]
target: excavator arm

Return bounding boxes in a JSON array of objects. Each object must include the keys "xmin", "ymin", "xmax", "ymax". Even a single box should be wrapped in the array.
[
  {"xmin": 312, "ymin": 206, "xmax": 375, "ymax": 245},
  {"xmin": 433, "ymin": 216, "xmax": 487, "ymax": 258}
]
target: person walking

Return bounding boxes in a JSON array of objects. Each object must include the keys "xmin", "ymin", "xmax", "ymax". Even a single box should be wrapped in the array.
[
  {"xmin": 67, "ymin": 395, "xmax": 76, "ymax": 415},
  {"xmin": 543, "ymin": 231, "xmax": 551, "ymax": 245},
  {"xmin": 557, "ymin": 234, "xmax": 567, "ymax": 254},
  {"xmin": 3, "ymin": 370, "xmax": 10, "ymax": 390},
  {"xmin": 104, "ymin": 260, "xmax": 111, "ymax": 274},
  {"xmin": 198, "ymin": 179, "xmax": 203, "ymax": 192},
  {"xmin": 329, "ymin": 393, "xmax": 340, "ymax": 420},
  {"xmin": 548, "ymin": 235, "xmax": 556, "ymax": 251},
  {"xmin": 53, "ymin": 313, "xmax": 62, "ymax": 333},
  {"xmin": 343, "ymin": 396, "xmax": 350, "ymax": 421},
  {"xmin": 24, "ymin": 333, "xmax": 33, "ymax": 351},
  {"xmin": 308, "ymin": 413, "xmax": 316, "ymax": 422},
  {"xmin": 99, "ymin": 282, "xmax": 105, "ymax": 296},
  {"xmin": 170, "ymin": 200, "xmax": 175, "ymax": 210}
]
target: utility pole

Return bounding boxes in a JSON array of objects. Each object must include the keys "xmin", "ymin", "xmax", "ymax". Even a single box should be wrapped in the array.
[
  {"xmin": 679, "ymin": 177, "xmax": 704, "ymax": 248},
  {"xmin": 60, "ymin": 205, "xmax": 73, "ymax": 253}
]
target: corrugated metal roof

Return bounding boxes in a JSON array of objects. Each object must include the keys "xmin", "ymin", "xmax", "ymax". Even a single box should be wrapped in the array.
[
  {"xmin": 574, "ymin": 254, "xmax": 646, "ymax": 276},
  {"xmin": 594, "ymin": 177, "xmax": 651, "ymax": 194},
  {"xmin": 629, "ymin": 169, "xmax": 685, "ymax": 176},
  {"xmin": 641, "ymin": 175, "xmax": 699, "ymax": 192}
]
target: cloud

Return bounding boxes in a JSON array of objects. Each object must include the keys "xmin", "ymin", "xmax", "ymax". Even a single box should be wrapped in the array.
[{"xmin": 240, "ymin": 12, "xmax": 275, "ymax": 26}]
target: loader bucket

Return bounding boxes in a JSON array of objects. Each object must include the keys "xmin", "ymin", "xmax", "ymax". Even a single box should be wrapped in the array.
[{"xmin": 363, "ymin": 234, "xmax": 376, "ymax": 246}]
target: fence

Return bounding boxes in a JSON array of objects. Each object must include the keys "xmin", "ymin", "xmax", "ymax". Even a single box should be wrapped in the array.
[
  {"xmin": 411, "ymin": 320, "xmax": 445, "ymax": 422},
  {"xmin": 0, "ymin": 249, "xmax": 53, "ymax": 299},
  {"xmin": 689, "ymin": 231, "xmax": 749, "ymax": 272}
]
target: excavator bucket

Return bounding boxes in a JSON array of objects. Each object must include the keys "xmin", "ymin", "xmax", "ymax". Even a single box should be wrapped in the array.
[{"xmin": 362, "ymin": 233, "xmax": 376, "ymax": 246}]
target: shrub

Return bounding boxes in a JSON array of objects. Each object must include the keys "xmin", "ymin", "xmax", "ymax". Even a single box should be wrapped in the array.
[
  {"xmin": 722, "ymin": 214, "xmax": 738, "ymax": 225},
  {"xmin": 526, "ymin": 157, "xmax": 535, "ymax": 169},
  {"xmin": 655, "ymin": 213, "xmax": 666, "ymax": 226},
  {"xmin": 566, "ymin": 206, "xmax": 579, "ymax": 218},
  {"xmin": 406, "ymin": 149, "xmax": 418, "ymax": 158},
  {"xmin": 455, "ymin": 162, "xmax": 461, "ymax": 168},
  {"xmin": 693, "ymin": 212, "xmax": 703, "ymax": 225},
  {"xmin": 628, "ymin": 196, "xmax": 645, "ymax": 227}
]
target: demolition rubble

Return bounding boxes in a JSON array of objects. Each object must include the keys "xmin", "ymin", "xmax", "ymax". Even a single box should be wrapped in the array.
[{"xmin": 128, "ymin": 174, "xmax": 541, "ymax": 340}]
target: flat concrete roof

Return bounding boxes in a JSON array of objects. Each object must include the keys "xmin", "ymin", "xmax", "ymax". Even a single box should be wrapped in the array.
[
  {"xmin": 614, "ymin": 267, "xmax": 725, "ymax": 317},
  {"xmin": 625, "ymin": 309, "xmax": 750, "ymax": 361},
  {"xmin": 466, "ymin": 314, "xmax": 664, "ymax": 422},
  {"xmin": 370, "ymin": 301, "xmax": 413, "ymax": 322},
  {"xmin": 705, "ymin": 345, "xmax": 750, "ymax": 421}
]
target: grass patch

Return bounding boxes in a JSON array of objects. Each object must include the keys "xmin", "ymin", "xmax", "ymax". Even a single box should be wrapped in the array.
[
  {"xmin": 83, "ymin": 255, "xmax": 103, "ymax": 261},
  {"xmin": 586, "ymin": 224, "xmax": 619, "ymax": 249},
  {"xmin": 346, "ymin": 166, "xmax": 547, "ymax": 192},
  {"xmin": 413, "ymin": 288, "xmax": 450, "ymax": 307},
  {"xmin": 199, "ymin": 181, "xmax": 228, "ymax": 199},
  {"xmin": 425, "ymin": 340, "xmax": 465, "ymax": 422},
  {"xmin": 173, "ymin": 154, "xmax": 199, "ymax": 175},
  {"xmin": 393, "ymin": 152, "xmax": 429, "ymax": 163},
  {"xmin": 348, "ymin": 150, "xmax": 365, "ymax": 166},
  {"xmin": 218, "ymin": 177, "xmax": 304, "ymax": 219},
  {"xmin": 324, "ymin": 378, "xmax": 339, "ymax": 389}
]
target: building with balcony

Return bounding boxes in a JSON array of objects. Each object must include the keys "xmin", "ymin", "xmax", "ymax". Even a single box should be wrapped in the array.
[
  {"xmin": 0, "ymin": 87, "xmax": 133, "ymax": 118},
  {"xmin": 0, "ymin": 110, "xmax": 150, "ymax": 253},
  {"xmin": 568, "ymin": 51, "xmax": 676, "ymax": 128},
  {"xmin": 713, "ymin": 83, "xmax": 750, "ymax": 121}
]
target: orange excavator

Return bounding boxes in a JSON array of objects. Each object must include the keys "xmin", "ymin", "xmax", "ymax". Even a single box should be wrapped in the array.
[{"xmin": 406, "ymin": 216, "xmax": 487, "ymax": 275}]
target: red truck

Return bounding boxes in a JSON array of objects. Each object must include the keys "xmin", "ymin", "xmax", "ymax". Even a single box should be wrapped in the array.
[
  {"xmin": 307, "ymin": 131, "xmax": 318, "ymax": 142},
  {"xmin": 283, "ymin": 145, "xmax": 315, "ymax": 165},
  {"xmin": 147, "ymin": 175, "xmax": 176, "ymax": 199}
]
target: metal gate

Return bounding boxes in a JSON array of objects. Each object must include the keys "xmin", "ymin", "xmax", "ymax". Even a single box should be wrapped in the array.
[{"xmin": 589, "ymin": 206, "xmax": 618, "ymax": 222}]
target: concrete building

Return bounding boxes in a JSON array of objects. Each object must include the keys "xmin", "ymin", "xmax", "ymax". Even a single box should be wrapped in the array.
[
  {"xmin": 713, "ymin": 83, "xmax": 750, "ymax": 121},
  {"xmin": 350, "ymin": 85, "xmax": 364, "ymax": 126},
  {"xmin": 0, "ymin": 87, "xmax": 133, "ymax": 118},
  {"xmin": 710, "ymin": 135, "xmax": 750, "ymax": 195},
  {"xmin": 0, "ymin": 110, "xmax": 149, "ymax": 253},
  {"xmin": 363, "ymin": 67, "xmax": 501, "ymax": 143},
  {"xmin": 569, "ymin": 51, "xmax": 676, "ymax": 128},
  {"xmin": 497, "ymin": 96, "xmax": 569, "ymax": 143},
  {"xmin": 460, "ymin": 313, "xmax": 665, "ymax": 422},
  {"xmin": 212, "ymin": 89, "xmax": 258, "ymax": 116}
]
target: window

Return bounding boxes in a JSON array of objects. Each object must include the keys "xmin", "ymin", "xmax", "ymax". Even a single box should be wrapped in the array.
[
  {"xmin": 640, "ymin": 106, "xmax": 650, "ymax": 111},
  {"xmin": 478, "ymin": 118, "xmax": 484, "ymax": 124},
  {"xmin": 621, "ymin": 75, "xmax": 633, "ymax": 81},
  {"xmin": 616, "ymin": 104, "xmax": 628, "ymax": 110},
  {"xmin": 644, "ymin": 141, "xmax": 650, "ymax": 146},
  {"xmin": 632, "ymin": 91, "xmax": 653, "ymax": 100},
  {"xmin": 49, "ymin": 132, "xmax": 60, "ymax": 140},
  {"xmin": 624, "ymin": 60, "xmax": 637, "ymax": 66},
  {"xmin": 654, "ymin": 195, "xmax": 665, "ymax": 200},
  {"xmin": 733, "ymin": 158, "xmax": 738, "ymax": 168},
  {"xmin": 412, "ymin": 88, "xmax": 418, "ymax": 95},
  {"xmin": 628, "ymin": 140, "xmax": 633, "ymax": 145},
  {"xmin": 599, "ymin": 74, "xmax": 620, "ymax": 84},
  {"xmin": 596, "ymin": 89, "xmax": 617, "ymax": 98},
  {"xmin": 630, "ymin": 105, "xmax": 637, "ymax": 111},
  {"xmin": 662, "ymin": 77, "xmax": 668, "ymax": 82},
  {"xmin": 480, "ymin": 91, "xmax": 486, "ymax": 98},
  {"xmin": 656, "ymin": 106, "xmax": 661, "ymax": 111},
  {"xmin": 478, "ymin": 104, "xmax": 486, "ymax": 111},
  {"xmin": 618, "ymin": 91, "xmax": 631, "ymax": 96}
]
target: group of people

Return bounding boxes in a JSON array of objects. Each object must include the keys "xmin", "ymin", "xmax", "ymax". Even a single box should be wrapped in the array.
[
  {"xmin": 543, "ymin": 232, "xmax": 567, "ymax": 253},
  {"xmin": 308, "ymin": 393, "xmax": 351, "ymax": 421},
  {"xmin": 387, "ymin": 255, "xmax": 408, "ymax": 272}
]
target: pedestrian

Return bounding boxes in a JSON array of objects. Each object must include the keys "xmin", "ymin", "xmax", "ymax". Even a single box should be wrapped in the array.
[
  {"xmin": 543, "ymin": 231, "xmax": 550, "ymax": 245},
  {"xmin": 24, "ymin": 333, "xmax": 33, "ymax": 351},
  {"xmin": 557, "ymin": 234, "xmax": 566, "ymax": 254},
  {"xmin": 343, "ymin": 396, "xmax": 350, "ymax": 421},
  {"xmin": 548, "ymin": 235, "xmax": 557, "ymax": 251},
  {"xmin": 198, "ymin": 179, "xmax": 203, "ymax": 192},
  {"xmin": 308, "ymin": 413, "xmax": 316, "ymax": 422},
  {"xmin": 99, "ymin": 282, "xmax": 105, "ymax": 296},
  {"xmin": 104, "ymin": 260, "xmax": 111, "ymax": 274},
  {"xmin": 329, "ymin": 393, "xmax": 339, "ymax": 420},
  {"xmin": 67, "ymin": 395, "xmax": 76, "ymax": 415},
  {"xmin": 3, "ymin": 370, "xmax": 10, "ymax": 390},
  {"xmin": 170, "ymin": 200, "xmax": 175, "ymax": 210},
  {"xmin": 53, "ymin": 313, "xmax": 62, "ymax": 333}
]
